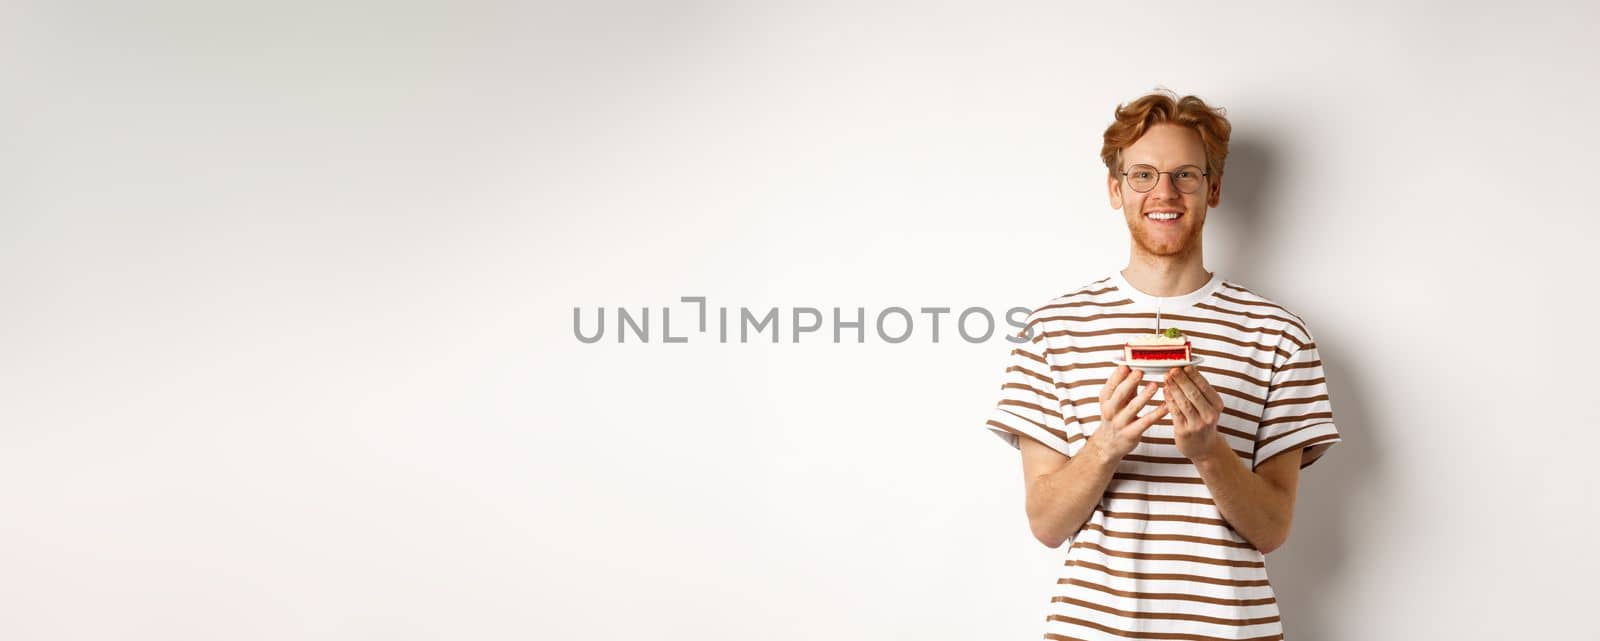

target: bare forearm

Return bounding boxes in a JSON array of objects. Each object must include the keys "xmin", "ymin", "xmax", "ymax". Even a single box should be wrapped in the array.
[
  {"xmin": 1026, "ymin": 444, "xmax": 1119, "ymax": 548},
  {"xmin": 1192, "ymin": 438, "xmax": 1291, "ymax": 553}
]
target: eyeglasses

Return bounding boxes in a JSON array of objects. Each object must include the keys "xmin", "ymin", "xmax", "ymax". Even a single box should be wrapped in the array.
[{"xmin": 1120, "ymin": 164, "xmax": 1209, "ymax": 194}]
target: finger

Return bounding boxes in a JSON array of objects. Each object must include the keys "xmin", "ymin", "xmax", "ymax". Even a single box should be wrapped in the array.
[
  {"xmin": 1109, "ymin": 367, "xmax": 1144, "ymax": 415},
  {"xmin": 1133, "ymin": 403, "xmax": 1170, "ymax": 431},
  {"xmin": 1100, "ymin": 365, "xmax": 1128, "ymax": 404},
  {"xmin": 1188, "ymin": 365, "xmax": 1225, "ymax": 409},
  {"xmin": 1174, "ymin": 372, "xmax": 1208, "ymax": 414},
  {"xmin": 1165, "ymin": 381, "xmax": 1197, "ymax": 425},
  {"xmin": 1118, "ymin": 381, "xmax": 1160, "ymax": 424},
  {"xmin": 1174, "ymin": 367, "xmax": 1219, "ymax": 424}
]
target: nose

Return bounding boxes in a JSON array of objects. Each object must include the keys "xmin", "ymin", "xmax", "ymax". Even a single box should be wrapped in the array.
[{"xmin": 1151, "ymin": 172, "xmax": 1182, "ymax": 198}]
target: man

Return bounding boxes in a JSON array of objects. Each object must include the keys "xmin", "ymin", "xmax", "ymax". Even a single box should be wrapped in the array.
[{"xmin": 982, "ymin": 90, "xmax": 1341, "ymax": 640}]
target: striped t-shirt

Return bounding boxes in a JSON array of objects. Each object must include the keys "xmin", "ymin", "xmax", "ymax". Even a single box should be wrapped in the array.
[{"xmin": 984, "ymin": 270, "xmax": 1341, "ymax": 641}]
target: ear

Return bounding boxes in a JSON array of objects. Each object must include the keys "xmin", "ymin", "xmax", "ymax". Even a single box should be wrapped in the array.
[
  {"xmin": 1207, "ymin": 173, "xmax": 1223, "ymax": 208},
  {"xmin": 1108, "ymin": 174, "xmax": 1124, "ymax": 209}
]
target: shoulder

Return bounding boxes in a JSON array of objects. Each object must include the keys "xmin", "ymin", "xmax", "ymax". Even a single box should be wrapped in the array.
[
  {"xmin": 1213, "ymin": 279, "xmax": 1315, "ymax": 350},
  {"xmin": 1013, "ymin": 275, "xmax": 1123, "ymax": 342}
]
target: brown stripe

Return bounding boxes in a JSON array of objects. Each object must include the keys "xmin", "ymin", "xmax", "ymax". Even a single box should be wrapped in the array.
[
  {"xmin": 1256, "ymin": 422, "xmax": 1334, "ymax": 448},
  {"xmin": 1001, "ymin": 381, "xmax": 1060, "ymax": 403},
  {"xmin": 1081, "ymin": 522, "xmax": 1255, "ymax": 550},
  {"xmin": 1052, "ymin": 595, "xmax": 1282, "ymax": 626},
  {"xmin": 1045, "ymin": 615, "xmax": 1282, "ymax": 641},
  {"xmin": 1122, "ymin": 454, "xmax": 1193, "ymax": 465},
  {"xmin": 1012, "ymin": 347, "xmax": 1048, "ymax": 364},
  {"xmin": 1035, "ymin": 296, "xmax": 1131, "ymax": 313},
  {"xmin": 1193, "ymin": 347, "xmax": 1274, "ymax": 370},
  {"xmin": 1071, "ymin": 541, "xmax": 1264, "ymax": 568},
  {"xmin": 1194, "ymin": 299, "xmax": 1309, "ymax": 344},
  {"xmin": 1189, "ymin": 364, "xmax": 1267, "ymax": 391},
  {"xmin": 1006, "ymin": 364, "xmax": 1053, "ymax": 386},
  {"xmin": 1219, "ymin": 282, "xmax": 1271, "ymax": 301},
  {"xmin": 1099, "ymin": 509, "xmax": 1230, "ymax": 527},
  {"xmin": 1268, "ymin": 377, "xmax": 1326, "ymax": 392},
  {"xmin": 1113, "ymin": 472, "xmax": 1206, "ymax": 486},
  {"xmin": 1278, "ymin": 358, "xmax": 1322, "ymax": 373},
  {"xmin": 1044, "ymin": 344, "xmax": 1126, "ymax": 357},
  {"xmin": 1213, "ymin": 287, "xmax": 1296, "ymax": 316},
  {"xmin": 1259, "ymin": 411, "xmax": 1334, "ymax": 429},
  {"xmin": 1297, "ymin": 433, "xmax": 1340, "ymax": 449},
  {"xmin": 1044, "ymin": 425, "xmax": 1087, "ymax": 444},
  {"xmin": 1263, "ymin": 393, "xmax": 1327, "ymax": 409},
  {"xmin": 1063, "ymin": 559, "xmax": 1271, "ymax": 588},
  {"xmin": 1059, "ymin": 577, "xmax": 1276, "ymax": 607},
  {"xmin": 997, "ymin": 399, "xmax": 1063, "ymax": 421},
  {"xmin": 1103, "ymin": 492, "xmax": 1216, "ymax": 506}
]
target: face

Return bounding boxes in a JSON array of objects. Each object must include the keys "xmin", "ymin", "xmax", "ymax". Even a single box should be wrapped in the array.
[{"xmin": 1107, "ymin": 123, "xmax": 1222, "ymax": 259}]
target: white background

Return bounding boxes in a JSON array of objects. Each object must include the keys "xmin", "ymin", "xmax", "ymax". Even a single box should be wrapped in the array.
[{"xmin": 3, "ymin": 2, "xmax": 1597, "ymax": 639}]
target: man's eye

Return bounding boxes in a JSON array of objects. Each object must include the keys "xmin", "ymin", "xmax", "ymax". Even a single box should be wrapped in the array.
[
  {"xmin": 1133, "ymin": 172, "xmax": 1154, "ymax": 180},
  {"xmin": 1175, "ymin": 171, "xmax": 1195, "ymax": 179}
]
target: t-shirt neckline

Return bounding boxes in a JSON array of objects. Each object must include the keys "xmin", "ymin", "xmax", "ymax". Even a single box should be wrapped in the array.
[{"xmin": 1110, "ymin": 269, "xmax": 1224, "ymax": 311}]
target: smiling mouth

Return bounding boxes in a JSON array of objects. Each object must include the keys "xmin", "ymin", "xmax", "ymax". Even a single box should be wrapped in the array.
[{"xmin": 1145, "ymin": 211, "xmax": 1184, "ymax": 222}]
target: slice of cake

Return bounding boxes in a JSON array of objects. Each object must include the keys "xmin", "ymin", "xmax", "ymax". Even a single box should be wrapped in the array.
[{"xmin": 1124, "ymin": 327, "xmax": 1192, "ymax": 364}]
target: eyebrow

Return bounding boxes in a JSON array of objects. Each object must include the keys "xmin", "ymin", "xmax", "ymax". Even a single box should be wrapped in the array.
[{"xmin": 1126, "ymin": 162, "xmax": 1205, "ymax": 168}]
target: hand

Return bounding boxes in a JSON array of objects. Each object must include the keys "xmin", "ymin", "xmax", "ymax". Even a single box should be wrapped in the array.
[
  {"xmin": 1165, "ymin": 365, "xmax": 1226, "ymax": 462},
  {"xmin": 1085, "ymin": 365, "xmax": 1169, "ymax": 464}
]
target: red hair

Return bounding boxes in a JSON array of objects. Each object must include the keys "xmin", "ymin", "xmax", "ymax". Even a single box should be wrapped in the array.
[{"xmin": 1101, "ymin": 89, "xmax": 1232, "ymax": 179}]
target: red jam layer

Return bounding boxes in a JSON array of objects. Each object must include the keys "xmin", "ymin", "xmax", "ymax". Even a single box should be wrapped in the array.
[{"xmin": 1130, "ymin": 349, "xmax": 1188, "ymax": 360}]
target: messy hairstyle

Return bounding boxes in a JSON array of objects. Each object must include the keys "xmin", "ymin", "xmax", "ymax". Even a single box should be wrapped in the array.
[{"xmin": 1101, "ymin": 89, "xmax": 1232, "ymax": 180}]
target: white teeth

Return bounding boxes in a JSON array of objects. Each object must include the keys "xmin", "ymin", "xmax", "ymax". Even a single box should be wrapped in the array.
[{"xmin": 1147, "ymin": 212, "xmax": 1181, "ymax": 220}]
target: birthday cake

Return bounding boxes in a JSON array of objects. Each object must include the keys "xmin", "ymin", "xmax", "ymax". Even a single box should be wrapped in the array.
[{"xmin": 1124, "ymin": 327, "xmax": 1192, "ymax": 364}]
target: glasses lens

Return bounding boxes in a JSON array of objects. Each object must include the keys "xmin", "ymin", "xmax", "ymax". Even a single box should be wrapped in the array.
[
  {"xmin": 1126, "ymin": 165, "xmax": 1157, "ymax": 192},
  {"xmin": 1173, "ymin": 166, "xmax": 1203, "ymax": 193}
]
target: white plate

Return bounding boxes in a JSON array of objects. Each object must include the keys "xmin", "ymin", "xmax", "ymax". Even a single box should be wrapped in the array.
[{"xmin": 1110, "ymin": 355, "xmax": 1204, "ymax": 374}]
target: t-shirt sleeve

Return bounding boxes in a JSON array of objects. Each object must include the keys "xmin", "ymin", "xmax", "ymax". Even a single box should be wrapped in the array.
[
  {"xmin": 982, "ymin": 328, "xmax": 1083, "ymax": 458},
  {"xmin": 1253, "ymin": 327, "xmax": 1343, "ymax": 471}
]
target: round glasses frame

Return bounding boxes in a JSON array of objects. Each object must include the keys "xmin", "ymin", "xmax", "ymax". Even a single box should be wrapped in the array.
[{"xmin": 1120, "ymin": 164, "xmax": 1209, "ymax": 194}]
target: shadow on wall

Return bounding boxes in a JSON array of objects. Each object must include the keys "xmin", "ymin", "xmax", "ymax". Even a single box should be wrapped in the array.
[
  {"xmin": 1272, "ymin": 327, "xmax": 1385, "ymax": 641},
  {"xmin": 1215, "ymin": 135, "xmax": 1275, "ymax": 279},
  {"xmin": 1222, "ymin": 132, "xmax": 1389, "ymax": 641}
]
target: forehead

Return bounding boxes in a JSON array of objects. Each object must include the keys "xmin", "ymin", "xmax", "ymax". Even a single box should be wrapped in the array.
[{"xmin": 1122, "ymin": 123, "xmax": 1206, "ymax": 167}]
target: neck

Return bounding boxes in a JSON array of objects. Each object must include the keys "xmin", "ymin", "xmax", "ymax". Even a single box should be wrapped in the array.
[{"xmin": 1121, "ymin": 251, "xmax": 1212, "ymax": 297}]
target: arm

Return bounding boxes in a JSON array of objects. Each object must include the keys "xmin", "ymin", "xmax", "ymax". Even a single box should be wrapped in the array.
[
  {"xmin": 1020, "ymin": 370, "xmax": 1168, "ymax": 548},
  {"xmin": 1019, "ymin": 437, "xmax": 1120, "ymax": 549},
  {"xmin": 1192, "ymin": 440, "xmax": 1302, "ymax": 554}
]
